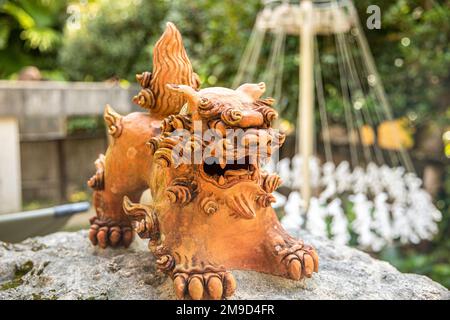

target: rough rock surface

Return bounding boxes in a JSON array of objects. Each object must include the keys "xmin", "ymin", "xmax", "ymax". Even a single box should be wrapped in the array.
[{"xmin": 0, "ymin": 230, "xmax": 448, "ymax": 300}]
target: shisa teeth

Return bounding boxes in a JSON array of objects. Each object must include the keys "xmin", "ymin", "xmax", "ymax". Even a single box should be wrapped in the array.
[
  {"xmin": 215, "ymin": 168, "xmax": 257, "ymax": 184},
  {"xmin": 204, "ymin": 156, "xmax": 259, "ymax": 185},
  {"xmin": 227, "ymin": 175, "xmax": 240, "ymax": 182},
  {"xmin": 224, "ymin": 169, "xmax": 249, "ymax": 177}
]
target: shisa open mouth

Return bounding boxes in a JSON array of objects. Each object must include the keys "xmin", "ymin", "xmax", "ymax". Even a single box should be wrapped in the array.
[
  {"xmin": 201, "ymin": 155, "xmax": 260, "ymax": 187},
  {"xmin": 198, "ymin": 126, "xmax": 283, "ymax": 188}
]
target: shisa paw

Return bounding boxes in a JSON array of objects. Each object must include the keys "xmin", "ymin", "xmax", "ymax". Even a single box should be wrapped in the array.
[
  {"xmin": 172, "ymin": 267, "xmax": 236, "ymax": 300},
  {"xmin": 271, "ymin": 239, "xmax": 319, "ymax": 280},
  {"xmin": 88, "ymin": 216, "xmax": 133, "ymax": 248}
]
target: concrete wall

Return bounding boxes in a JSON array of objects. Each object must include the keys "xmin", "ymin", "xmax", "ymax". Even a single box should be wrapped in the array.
[
  {"xmin": 20, "ymin": 137, "xmax": 108, "ymax": 204},
  {"xmin": 64, "ymin": 137, "xmax": 108, "ymax": 198},
  {"xmin": 0, "ymin": 80, "xmax": 141, "ymax": 210},
  {"xmin": 0, "ymin": 118, "xmax": 22, "ymax": 213},
  {"xmin": 20, "ymin": 140, "xmax": 60, "ymax": 203},
  {"xmin": 0, "ymin": 80, "xmax": 139, "ymax": 139}
]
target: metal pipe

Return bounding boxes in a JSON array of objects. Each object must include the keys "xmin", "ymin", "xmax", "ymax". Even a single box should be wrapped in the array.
[{"xmin": 0, "ymin": 202, "xmax": 90, "ymax": 243}]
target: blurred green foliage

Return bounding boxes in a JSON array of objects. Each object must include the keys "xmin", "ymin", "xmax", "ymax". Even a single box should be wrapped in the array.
[
  {"xmin": 0, "ymin": 0, "xmax": 449, "ymax": 288},
  {"xmin": 0, "ymin": 0, "xmax": 67, "ymax": 77},
  {"xmin": 66, "ymin": 115, "xmax": 105, "ymax": 136},
  {"xmin": 374, "ymin": 0, "xmax": 450, "ymax": 126},
  {"xmin": 2, "ymin": 0, "xmax": 448, "ymax": 123},
  {"xmin": 59, "ymin": 0, "xmax": 168, "ymax": 81}
]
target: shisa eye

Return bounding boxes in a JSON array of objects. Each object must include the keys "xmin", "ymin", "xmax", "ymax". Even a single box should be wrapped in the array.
[{"xmin": 198, "ymin": 97, "xmax": 213, "ymax": 111}]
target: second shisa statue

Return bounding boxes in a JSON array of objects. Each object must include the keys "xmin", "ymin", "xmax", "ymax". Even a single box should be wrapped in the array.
[{"xmin": 87, "ymin": 22, "xmax": 318, "ymax": 300}]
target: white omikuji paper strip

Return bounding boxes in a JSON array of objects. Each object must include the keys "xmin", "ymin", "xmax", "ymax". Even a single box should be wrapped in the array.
[{"xmin": 266, "ymin": 155, "xmax": 442, "ymax": 252}]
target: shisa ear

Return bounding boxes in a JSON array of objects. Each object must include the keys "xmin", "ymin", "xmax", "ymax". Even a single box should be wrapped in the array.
[
  {"xmin": 166, "ymin": 84, "xmax": 199, "ymax": 112},
  {"xmin": 236, "ymin": 82, "xmax": 266, "ymax": 100}
]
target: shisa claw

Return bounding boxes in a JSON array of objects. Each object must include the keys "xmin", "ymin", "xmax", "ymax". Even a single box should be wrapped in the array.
[
  {"xmin": 172, "ymin": 269, "xmax": 236, "ymax": 300},
  {"xmin": 188, "ymin": 276, "xmax": 204, "ymax": 300},
  {"xmin": 288, "ymin": 258, "xmax": 302, "ymax": 280}
]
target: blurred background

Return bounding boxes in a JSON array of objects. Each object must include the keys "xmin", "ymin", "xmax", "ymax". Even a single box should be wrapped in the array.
[{"xmin": 0, "ymin": 0, "xmax": 448, "ymax": 288}]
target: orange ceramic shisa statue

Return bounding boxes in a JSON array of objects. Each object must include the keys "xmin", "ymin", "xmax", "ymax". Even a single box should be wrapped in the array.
[{"xmin": 87, "ymin": 22, "xmax": 318, "ymax": 300}]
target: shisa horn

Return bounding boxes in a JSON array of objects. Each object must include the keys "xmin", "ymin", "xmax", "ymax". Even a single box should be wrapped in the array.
[
  {"xmin": 166, "ymin": 84, "xmax": 199, "ymax": 112},
  {"xmin": 147, "ymin": 22, "xmax": 200, "ymax": 117},
  {"xmin": 236, "ymin": 82, "xmax": 266, "ymax": 100}
]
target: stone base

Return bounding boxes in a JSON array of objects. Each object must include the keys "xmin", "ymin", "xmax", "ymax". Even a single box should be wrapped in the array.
[{"xmin": 0, "ymin": 230, "xmax": 448, "ymax": 300}]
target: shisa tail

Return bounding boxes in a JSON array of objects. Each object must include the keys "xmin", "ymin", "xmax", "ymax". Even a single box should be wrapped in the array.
[{"xmin": 133, "ymin": 22, "xmax": 200, "ymax": 117}]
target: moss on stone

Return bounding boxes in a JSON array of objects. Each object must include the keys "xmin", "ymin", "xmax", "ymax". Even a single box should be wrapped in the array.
[
  {"xmin": 15, "ymin": 261, "xmax": 34, "ymax": 277},
  {"xmin": 0, "ymin": 278, "xmax": 23, "ymax": 290},
  {"xmin": 0, "ymin": 260, "xmax": 34, "ymax": 291},
  {"xmin": 32, "ymin": 292, "xmax": 57, "ymax": 300},
  {"xmin": 78, "ymin": 292, "xmax": 108, "ymax": 300}
]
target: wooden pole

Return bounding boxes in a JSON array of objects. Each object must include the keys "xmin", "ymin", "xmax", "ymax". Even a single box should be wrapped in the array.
[{"xmin": 298, "ymin": 0, "xmax": 315, "ymax": 209}]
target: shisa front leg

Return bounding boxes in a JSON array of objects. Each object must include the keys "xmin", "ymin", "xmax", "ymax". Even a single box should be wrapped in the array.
[
  {"xmin": 122, "ymin": 196, "xmax": 237, "ymax": 300},
  {"xmin": 89, "ymin": 189, "xmax": 136, "ymax": 249},
  {"xmin": 259, "ymin": 173, "xmax": 319, "ymax": 280},
  {"xmin": 263, "ymin": 218, "xmax": 319, "ymax": 281}
]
